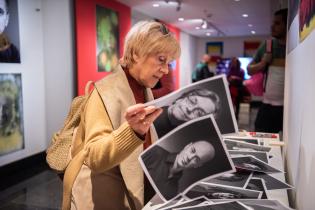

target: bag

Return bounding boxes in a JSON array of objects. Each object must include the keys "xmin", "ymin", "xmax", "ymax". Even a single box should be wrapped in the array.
[
  {"xmin": 46, "ymin": 81, "xmax": 95, "ymax": 174},
  {"xmin": 244, "ymin": 39, "xmax": 273, "ymax": 96}
]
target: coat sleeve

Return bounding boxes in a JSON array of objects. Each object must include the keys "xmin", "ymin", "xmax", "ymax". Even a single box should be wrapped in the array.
[{"xmin": 82, "ymin": 90, "xmax": 143, "ymax": 173}]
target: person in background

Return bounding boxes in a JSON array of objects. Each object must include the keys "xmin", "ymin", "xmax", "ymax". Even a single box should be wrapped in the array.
[
  {"xmin": 192, "ymin": 54, "xmax": 214, "ymax": 82},
  {"xmin": 142, "ymin": 140, "xmax": 215, "ymax": 200},
  {"xmin": 62, "ymin": 21, "xmax": 180, "ymax": 210},
  {"xmin": 152, "ymin": 64, "xmax": 175, "ymax": 99},
  {"xmin": 227, "ymin": 57, "xmax": 245, "ymax": 120},
  {"xmin": 247, "ymin": 8, "xmax": 288, "ymax": 133},
  {"xmin": 0, "ymin": 0, "xmax": 20, "ymax": 63}
]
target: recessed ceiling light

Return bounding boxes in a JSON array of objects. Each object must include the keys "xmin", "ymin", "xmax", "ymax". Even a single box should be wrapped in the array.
[
  {"xmin": 234, "ymin": 0, "xmax": 241, "ymax": 1},
  {"xmin": 248, "ymin": 24, "xmax": 253, "ymax": 27},
  {"xmin": 153, "ymin": 3, "xmax": 159, "ymax": 7},
  {"xmin": 206, "ymin": 32, "xmax": 211, "ymax": 36},
  {"xmin": 195, "ymin": 26, "xmax": 200, "ymax": 30},
  {"xmin": 251, "ymin": 30, "xmax": 256, "ymax": 34},
  {"xmin": 178, "ymin": 18, "xmax": 184, "ymax": 21},
  {"xmin": 242, "ymin": 14, "xmax": 248, "ymax": 18}
]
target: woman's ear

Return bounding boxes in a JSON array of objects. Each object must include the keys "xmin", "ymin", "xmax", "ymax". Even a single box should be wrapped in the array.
[{"xmin": 133, "ymin": 53, "xmax": 140, "ymax": 63}]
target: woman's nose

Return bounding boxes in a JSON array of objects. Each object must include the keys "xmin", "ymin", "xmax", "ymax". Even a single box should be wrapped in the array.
[{"xmin": 160, "ymin": 65, "xmax": 169, "ymax": 75}]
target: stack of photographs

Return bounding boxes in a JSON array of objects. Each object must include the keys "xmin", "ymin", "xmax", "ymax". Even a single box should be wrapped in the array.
[{"xmin": 139, "ymin": 75, "xmax": 293, "ymax": 210}]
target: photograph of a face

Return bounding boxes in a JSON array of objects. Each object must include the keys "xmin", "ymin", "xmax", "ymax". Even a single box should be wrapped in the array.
[
  {"xmin": 253, "ymin": 172, "xmax": 293, "ymax": 190},
  {"xmin": 139, "ymin": 115, "xmax": 235, "ymax": 201},
  {"xmin": 184, "ymin": 182, "xmax": 262, "ymax": 200},
  {"xmin": 203, "ymin": 171, "xmax": 252, "ymax": 188},
  {"xmin": 0, "ymin": 73, "xmax": 24, "ymax": 155},
  {"xmin": 0, "ymin": 0, "xmax": 20, "ymax": 63},
  {"xmin": 245, "ymin": 178, "xmax": 268, "ymax": 199},
  {"xmin": 228, "ymin": 150, "xmax": 269, "ymax": 163},
  {"xmin": 224, "ymin": 139, "xmax": 271, "ymax": 152},
  {"xmin": 147, "ymin": 75, "xmax": 237, "ymax": 138},
  {"xmin": 232, "ymin": 156, "xmax": 282, "ymax": 173},
  {"xmin": 96, "ymin": 5, "xmax": 119, "ymax": 72},
  {"xmin": 160, "ymin": 196, "xmax": 210, "ymax": 210}
]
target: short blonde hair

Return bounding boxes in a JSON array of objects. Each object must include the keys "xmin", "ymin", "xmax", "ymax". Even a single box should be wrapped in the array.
[{"xmin": 120, "ymin": 21, "xmax": 181, "ymax": 68}]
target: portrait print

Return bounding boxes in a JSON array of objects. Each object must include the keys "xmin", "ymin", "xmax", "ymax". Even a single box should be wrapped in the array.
[
  {"xmin": 253, "ymin": 172, "xmax": 293, "ymax": 190},
  {"xmin": 203, "ymin": 171, "xmax": 252, "ymax": 188},
  {"xmin": 245, "ymin": 178, "xmax": 268, "ymax": 199},
  {"xmin": 0, "ymin": 73, "xmax": 24, "ymax": 155},
  {"xmin": 147, "ymin": 75, "xmax": 237, "ymax": 138},
  {"xmin": 0, "ymin": 0, "xmax": 20, "ymax": 63},
  {"xmin": 139, "ymin": 115, "xmax": 235, "ymax": 201},
  {"xmin": 232, "ymin": 156, "xmax": 282, "ymax": 173},
  {"xmin": 184, "ymin": 182, "xmax": 262, "ymax": 200},
  {"xmin": 173, "ymin": 201, "xmax": 249, "ymax": 210},
  {"xmin": 224, "ymin": 139, "xmax": 271, "ymax": 152},
  {"xmin": 96, "ymin": 5, "xmax": 119, "ymax": 72},
  {"xmin": 240, "ymin": 199, "xmax": 293, "ymax": 210},
  {"xmin": 228, "ymin": 150, "xmax": 269, "ymax": 163}
]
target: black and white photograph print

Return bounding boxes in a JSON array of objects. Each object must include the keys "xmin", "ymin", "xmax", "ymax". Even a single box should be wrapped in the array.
[
  {"xmin": 173, "ymin": 201, "xmax": 250, "ymax": 210},
  {"xmin": 240, "ymin": 199, "xmax": 294, "ymax": 210},
  {"xmin": 184, "ymin": 182, "xmax": 262, "ymax": 200},
  {"xmin": 0, "ymin": 73, "xmax": 24, "ymax": 155},
  {"xmin": 245, "ymin": 178, "xmax": 268, "ymax": 199},
  {"xmin": 159, "ymin": 196, "xmax": 210, "ymax": 210},
  {"xmin": 203, "ymin": 171, "xmax": 253, "ymax": 188},
  {"xmin": 0, "ymin": 0, "xmax": 21, "ymax": 63},
  {"xmin": 224, "ymin": 139, "xmax": 271, "ymax": 152},
  {"xmin": 228, "ymin": 150, "xmax": 269, "ymax": 163},
  {"xmin": 139, "ymin": 115, "xmax": 235, "ymax": 201},
  {"xmin": 232, "ymin": 156, "xmax": 282, "ymax": 174},
  {"xmin": 146, "ymin": 74, "xmax": 238, "ymax": 138},
  {"xmin": 253, "ymin": 172, "xmax": 293, "ymax": 190},
  {"xmin": 224, "ymin": 137, "xmax": 260, "ymax": 145}
]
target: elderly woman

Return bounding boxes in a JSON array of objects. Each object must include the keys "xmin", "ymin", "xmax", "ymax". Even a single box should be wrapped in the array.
[{"xmin": 62, "ymin": 21, "xmax": 180, "ymax": 210}]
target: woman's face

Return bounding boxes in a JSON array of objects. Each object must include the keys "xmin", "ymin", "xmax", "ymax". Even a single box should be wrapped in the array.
[
  {"xmin": 168, "ymin": 93, "xmax": 216, "ymax": 122},
  {"xmin": 130, "ymin": 53, "xmax": 171, "ymax": 88},
  {"xmin": 0, "ymin": 0, "xmax": 9, "ymax": 34}
]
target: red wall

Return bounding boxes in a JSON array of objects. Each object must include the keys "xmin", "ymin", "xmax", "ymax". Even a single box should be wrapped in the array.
[{"xmin": 75, "ymin": 0, "xmax": 131, "ymax": 95}]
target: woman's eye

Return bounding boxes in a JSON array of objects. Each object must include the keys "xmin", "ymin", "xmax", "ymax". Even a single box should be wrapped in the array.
[{"xmin": 159, "ymin": 56, "xmax": 166, "ymax": 63}]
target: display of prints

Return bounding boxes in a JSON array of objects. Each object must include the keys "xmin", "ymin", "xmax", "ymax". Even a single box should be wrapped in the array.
[
  {"xmin": 299, "ymin": 0, "xmax": 315, "ymax": 41},
  {"xmin": 0, "ymin": 73, "xmax": 24, "ymax": 155},
  {"xmin": 96, "ymin": 5, "xmax": 119, "ymax": 72},
  {"xmin": 0, "ymin": 0, "xmax": 21, "ymax": 63}
]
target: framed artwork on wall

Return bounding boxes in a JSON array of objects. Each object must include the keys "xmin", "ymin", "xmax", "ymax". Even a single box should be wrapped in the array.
[
  {"xmin": 299, "ymin": 0, "xmax": 315, "ymax": 42},
  {"xmin": 0, "ymin": 0, "xmax": 21, "ymax": 63},
  {"xmin": 0, "ymin": 73, "xmax": 24, "ymax": 156},
  {"xmin": 206, "ymin": 42, "xmax": 223, "ymax": 57},
  {"xmin": 243, "ymin": 41, "xmax": 261, "ymax": 57},
  {"xmin": 96, "ymin": 5, "xmax": 119, "ymax": 72},
  {"xmin": 75, "ymin": 0, "xmax": 131, "ymax": 95}
]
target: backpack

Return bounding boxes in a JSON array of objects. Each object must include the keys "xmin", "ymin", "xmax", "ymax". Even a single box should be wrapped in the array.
[{"xmin": 46, "ymin": 81, "xmax": 96, "ymax": 174}]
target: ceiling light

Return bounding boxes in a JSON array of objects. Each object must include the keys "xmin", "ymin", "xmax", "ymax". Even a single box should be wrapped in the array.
[
  {"xmin": 234, "ymin": 0, "xmax": 241, "ymax": 2},
  {"xmin": 242, "ymin": 14, "xmax": 248, "ymax": 18},
  {"xmin": 206, "ymin": 32, "xmax": 211, "ymax": 36},
  {"xmin": 195, "ymin": 26, "xmax": 200, "ymax": 30},
  {"xmin": 178, "ymin": 17, "xmax": 184, "ymax": 21},
  {"xmin": 251, "ymin": 30, "xmax": 256, "ymax": 34},
  {"xmin": 153, "ymin": 3, "xmax": 160, "ymax": 7},
  {"xmin": 201, "ymin": 20, "xmax": 208, "ymax": 29},
  {"xmin": 248, "ymin": 24, "xmax": 253, "ymax": 27}
]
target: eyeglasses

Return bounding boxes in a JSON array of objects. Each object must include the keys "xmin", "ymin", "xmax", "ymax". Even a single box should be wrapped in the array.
[{"xmin": 160, "ymin": 24, "xmax": 170, "ymax": 35}]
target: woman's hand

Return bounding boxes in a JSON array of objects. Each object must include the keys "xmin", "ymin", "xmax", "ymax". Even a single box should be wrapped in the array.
[{"xmin": 125, "ymin": 104, "xmax": 162, "ymax": 136}]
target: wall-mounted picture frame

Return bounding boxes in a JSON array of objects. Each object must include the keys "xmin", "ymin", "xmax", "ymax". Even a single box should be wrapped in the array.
[
  {"xmin": 0, "ymin": 73, "xmax": 24, "ymax": 156},
  {"xmin": 0, "ymin": 0, "xmax": 21, "ymax": 63},
  {"xmin": 96, "ymin": 5, "xmax": 119, "ymax": 72},
  {"xmin": 299, "ymin": 0, "xmax": 315, "ymax": 42},
  {"xmin": 75, "ymin": 0, "xmax": 131, "ymax": 95},
  {"xmin": 206, "ymin": 42, "xmax": 223, "ymax": 57}
]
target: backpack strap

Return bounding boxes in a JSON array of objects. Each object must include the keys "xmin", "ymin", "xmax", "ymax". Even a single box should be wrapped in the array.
[{"xmin": 263, "ymin": 39, "xmax": 273, "ymax": 91}]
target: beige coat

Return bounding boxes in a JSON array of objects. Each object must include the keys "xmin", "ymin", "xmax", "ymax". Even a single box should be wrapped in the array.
[{"xmin": 62, "ymin": 66, "xmax": 157, "ymax": 210}]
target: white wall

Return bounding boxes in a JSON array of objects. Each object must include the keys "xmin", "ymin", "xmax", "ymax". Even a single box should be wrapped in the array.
[
  {"xmin": 179, "ymin": 32, "xmax": 197, "ymax": 87},
  {"xmin": 284, "ymin": 17, "xmax": 315, "ymax": 210},
  {"xmin": 0, "ymin": 0, "xmax": 74, "ymax": 167},
  {"xmin": 195, "ymin": 35, "xmax": 269, "ymax": 63},
  {"xmin": 42, "ymin": 0, "xmax": 75, "ymax": 146},
  {"xmin": 0, "ymin": 0, "xmax": 46, "ymax": 166}
]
